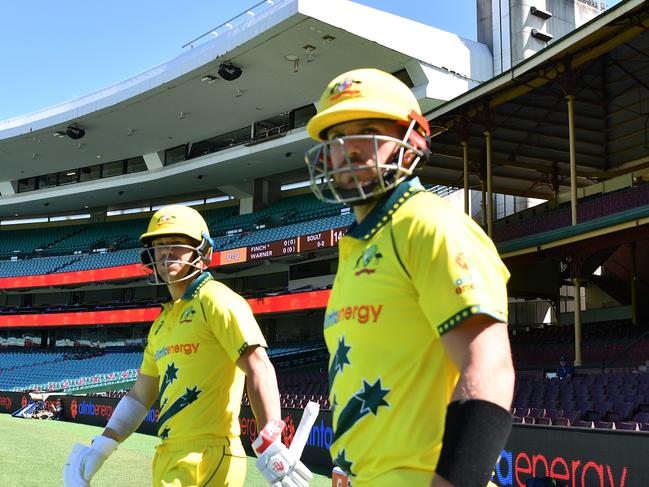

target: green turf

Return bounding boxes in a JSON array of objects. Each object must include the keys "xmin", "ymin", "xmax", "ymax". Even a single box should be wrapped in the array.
[{"xmin": 0, "ymin": 414, "xmax": 331, "ymax": 486}]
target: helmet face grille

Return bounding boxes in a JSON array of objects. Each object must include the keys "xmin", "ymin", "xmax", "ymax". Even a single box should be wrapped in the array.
[
  {"xmin": 139, "ymin": 242, "xmax": 212, "ymax": 285},
  {"xmin": 305, "ymin": 134, "xmax": 423, "ymax": 205}
]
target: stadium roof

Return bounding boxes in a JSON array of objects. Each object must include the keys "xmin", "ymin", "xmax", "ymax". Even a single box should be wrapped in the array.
[
  {"xmin": 423, "ymin": 0, "xmax": 649, "ymax": 199},
  {"xmin": 0, "ymin": 0, "xmax": 490, "ymax": 218}
]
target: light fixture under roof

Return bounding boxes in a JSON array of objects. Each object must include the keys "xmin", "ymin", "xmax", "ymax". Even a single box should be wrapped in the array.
[
  {"xmin": 53, "ymin": 131, "xmax": 66, "ymax": 138},
  {"xmin": 322, "ymin": 34, "xmax": 335, "ymax": 43},
  {"xmin": 201, "ymin": 74, "xmax": 218, "ymax": 84},
  {"xmin": 284, "ymin": 54, "xmax": 299, "ymax": 62},
  {"xmin": 531, "ymin": 29, "xmax": 553, "ymax": 42},
  {"xmin": 302, "ymin": 44, "xmax": 316, "ymax": 51}
]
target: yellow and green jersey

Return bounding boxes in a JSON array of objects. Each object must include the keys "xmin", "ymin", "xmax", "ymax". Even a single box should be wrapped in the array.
[
  {"xmin": 140, "ymin": 272, "xmax": 266, "ymax": 443},
  {"xmin": 324, "ymin": 178, "xmax": 510, "ymax": 485}
]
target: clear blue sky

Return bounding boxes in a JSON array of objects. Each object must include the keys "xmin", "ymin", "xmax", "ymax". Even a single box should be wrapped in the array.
[{"xmin": 0, "ymin": 0, "xmax": 620, "ymax": 121}]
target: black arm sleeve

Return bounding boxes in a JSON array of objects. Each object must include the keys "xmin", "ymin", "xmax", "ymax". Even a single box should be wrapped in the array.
[{"xmin": 435, "ymin": 399, "xmax": 512, "ymax": 487}]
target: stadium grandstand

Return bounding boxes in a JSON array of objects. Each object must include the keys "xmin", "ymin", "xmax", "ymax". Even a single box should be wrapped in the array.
[{"xmin": 2, "ymin": 0, "xmax": 649, "ymax": 484}]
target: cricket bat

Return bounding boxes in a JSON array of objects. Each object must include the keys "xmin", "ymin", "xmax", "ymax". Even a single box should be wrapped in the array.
[{"xmin": 289, "ymin": 400, "xmax": 320, "ymax": 457}]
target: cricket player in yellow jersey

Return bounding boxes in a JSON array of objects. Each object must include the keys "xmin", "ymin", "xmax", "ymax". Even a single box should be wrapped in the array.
[
  {"xmin": 64, "ymin": 205, "xmax": 312, "ymax": 486},
  {"xmin": 304, "ymin": 69, "xmax": 515, "ymax": 487}
]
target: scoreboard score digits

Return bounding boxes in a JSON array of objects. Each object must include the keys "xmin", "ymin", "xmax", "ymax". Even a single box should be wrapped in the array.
[{"xmin": 299, "ymin": 232, "xmax": 327, "ymax": 251}]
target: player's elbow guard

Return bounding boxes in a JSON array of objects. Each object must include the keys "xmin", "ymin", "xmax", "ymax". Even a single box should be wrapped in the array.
[{"xmin": 105, "ymin": 395, "xmax": 150, "ymax": 438}]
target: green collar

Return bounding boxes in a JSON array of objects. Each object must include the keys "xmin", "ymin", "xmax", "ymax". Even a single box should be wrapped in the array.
[
  {"xmin": 347, "ymin": 178, "xmax": 424, "ymax": 240},
  {"xmin": 181, "ymin": 272, "xmax": 213, "ymax": 300}
]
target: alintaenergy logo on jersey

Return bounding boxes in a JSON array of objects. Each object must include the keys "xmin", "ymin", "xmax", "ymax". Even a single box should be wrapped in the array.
[
  {"xmin": 154, "ymin": 343, "xmax": 200, "ymax": 361},
  {"xmin": 324, "ymin": 304, "xmax": 383, "ymax": 328}
]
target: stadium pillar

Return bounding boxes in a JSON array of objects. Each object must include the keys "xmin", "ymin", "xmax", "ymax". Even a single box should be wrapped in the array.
[
  {"xmin": 631, "ymin": 243, "xmax": 638, "ymax": 325},
  {"xmin": 573, "ymin": 277, "xmax": 583, "ymax": 366},
  {"xmin": 566, "ymin": 93, "xmax": 578, "ymax": 226},
  {"xmin": 254, "ymin": 178, "xmax": 280, "ymax": 212},
  {"xmin": 461, "ymin": 140, "xmax": 470, "ymax": 215},
  {"xmin": 481, "ymin": 181, "xmax": 487, "ymax": 227},
  {"xmin": 484, "ymin": 130, "xmax": 493, "ymax": 238}
]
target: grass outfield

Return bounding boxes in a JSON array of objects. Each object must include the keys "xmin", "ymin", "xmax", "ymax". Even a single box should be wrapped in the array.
[{"xmin": 0, "ymin": 414, "xmax": 331, "ymax": 486}]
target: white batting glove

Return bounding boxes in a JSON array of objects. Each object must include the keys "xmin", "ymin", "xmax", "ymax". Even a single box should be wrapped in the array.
[
  {"xmin": 256, "ymin": 441, "xmax": 312, "ymax": 487},
  {"xmin": 63, "ymin": 435, "xmax": 118, "ymax": 487},
  {"xmin": 253, "ymin": 420, "xmax": 313, "ymax": 487}
]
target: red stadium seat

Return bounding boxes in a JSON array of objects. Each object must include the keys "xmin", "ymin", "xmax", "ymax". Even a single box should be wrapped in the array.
[
  {"xmin": 594, "ymin": 421, "xmax": 615, "ymax": 429},
  {"xmin": 615, "ymin": 421, "xmax": 639, "ymax": 431},
  {"xmin": 552, "ymin": 417, "xmax": 570, "ymax": 427}
]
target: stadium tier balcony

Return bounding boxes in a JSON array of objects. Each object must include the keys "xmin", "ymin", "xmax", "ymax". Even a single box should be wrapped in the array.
[
  {"xmin": 493, "ymin": 182, "xmax": 649, "ymax": 243},
  {"xmin": 510, "ymin": 321, "xmax": 649, "ymax": 368},
  {"xmin": 0, "ymin": 193, "xmax": 353, "ymax": 280},
  {"xmin": 0, "ymin": 343, "xmax": 328, "ymax": 396},
  {"xmin": 0, "ymin": 349, "xmax": 141, "ymax": 392}
]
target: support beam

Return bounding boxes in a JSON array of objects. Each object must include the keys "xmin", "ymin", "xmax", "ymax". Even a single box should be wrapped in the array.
[
  {"xmin": 567, "ymin": 94, "xmax": 578, "ymax": 225},
  {"xmin": 481, "ymin": 180, "xmax": 487, "ymax": 227},
  {"xmin": 434, "ymin": 138, "xmax": 605, "ymax": 175},
  {"xmin": 485, "ymin": 130, "xmax": 494, "ymax": 237},
  {"xmin": 460, "ymin": 131, "xmax": 603, "ymax": 166},
  {"xmin": 218, "ymin": 182, "xmax": 254, "ymax": 215},
  {"xmin": 0, "ymin": 181, "xmax": 15, "ymax": 196},
  {"xmin": 143, "ymin": 152, "xmax": 164, "ymax": 170},
  {"xmin": 631, "ymin": 242, "xmax": 637, "ymax": 325},
  {"xmin": 601, "ymin": 56, "xmax": 610, "ymax": 172},
  {"xmin": 462, "ymin": 140, "xmax": 470, "ymax": 215},
  {"xmin": 504, "ymin": 100, "xmax": 605, "ymax": 131},
  {"xmin": 417, "ymin": 173, "xmax": 552, "ymax": 200},
  {"xmin": 573, "ymin": 277, "xmax": 583, "ymax": 366}
]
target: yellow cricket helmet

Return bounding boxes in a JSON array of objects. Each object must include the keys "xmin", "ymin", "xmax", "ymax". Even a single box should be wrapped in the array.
[
  {"xmin": 140, "ymin": 205, "xmax": 210, "ymax": 246},
  {"xmin": 306, "ymin": 68, "xmax": 430, "ymax": 146}
]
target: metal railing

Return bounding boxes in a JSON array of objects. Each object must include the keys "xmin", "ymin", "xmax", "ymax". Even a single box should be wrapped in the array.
[
  {"xmin": 426, "ymin": 185, "xmax": 459, "ymax": 199},
  {"xmin": 182, "ymin": 0, "xmax": 283, "ymax": 48}
]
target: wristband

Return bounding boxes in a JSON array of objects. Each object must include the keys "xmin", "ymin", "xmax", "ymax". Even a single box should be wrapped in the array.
[
  {"xmin": 91, "ymin": 435, "xmax": 119, "ymax": 457},
  {"xmin": 252, "ymin": 419, "xmax": 285, "ymax": 455},
  {"xmin": 436, "ymin": 400, "xmax": 512, "ymax": 487},
  {"xmin": 106, "ymin": 396, "xmax": 149, "ymax": 437}
]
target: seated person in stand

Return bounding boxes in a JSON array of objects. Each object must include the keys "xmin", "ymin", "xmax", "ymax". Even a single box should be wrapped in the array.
[{"xmin": 557, "ymin": 356, "xmax": 574, "ymax": 380}]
